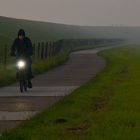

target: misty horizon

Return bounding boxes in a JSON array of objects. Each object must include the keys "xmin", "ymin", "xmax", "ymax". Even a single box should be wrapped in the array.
[
  {"xmin": 1, "ymin": 15, "xmax": 140, "ymax": 28},
  {"xmin": 0, "ymin": 0, "xmax": 140, "ymax": 27}
]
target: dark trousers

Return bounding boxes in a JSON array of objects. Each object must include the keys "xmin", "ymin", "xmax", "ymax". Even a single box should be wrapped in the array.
[{"xmin": 26, "ymin": 57, "xmax": 32, "ymax": 80}]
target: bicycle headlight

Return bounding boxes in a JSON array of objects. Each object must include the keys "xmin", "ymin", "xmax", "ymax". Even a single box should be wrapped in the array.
[{"xmin": 17, "ymin": 60, "xmax": 26, "ymax": 68}]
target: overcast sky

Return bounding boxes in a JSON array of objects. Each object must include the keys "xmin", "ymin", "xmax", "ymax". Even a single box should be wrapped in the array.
[{"xmin": 0, "ymin": 0, "xmax": 140, "ymax": 26}]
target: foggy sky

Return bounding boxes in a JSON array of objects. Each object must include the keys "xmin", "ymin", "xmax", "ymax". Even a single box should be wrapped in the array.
[{"xmin": 0, "ymin": 0, "xmax": 140, "ymax": 26}]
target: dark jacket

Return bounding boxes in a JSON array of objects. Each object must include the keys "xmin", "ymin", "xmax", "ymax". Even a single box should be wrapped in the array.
[{"xmin": 10, "ymin": 37, "xmax": 33, "ymax": 57}]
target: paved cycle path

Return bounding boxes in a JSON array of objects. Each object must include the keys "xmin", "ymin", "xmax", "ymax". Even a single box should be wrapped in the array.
[{"xmin": 0, "ymin": 45, "xmax": 122, "ymax": 132}]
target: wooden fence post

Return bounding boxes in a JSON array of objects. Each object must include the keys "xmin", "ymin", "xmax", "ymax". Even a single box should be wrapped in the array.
[
  {"xmin": 37, "ymin": 42, "xmax": 40, "ymax": 59},
  {"xmin": 33, "ymin": 43, "xmax": 36, "ymax": 60},
  {"xmin": 49, "ymin": 41, "xmax": 52, "ymax": 57},
  {"xmin": 53, "ymin": 42, "xmax": 55, "ymax": 55},
  {"xmin": 55, "ymin": 42, "xmax": 60, "ymax": 54},
  {"xmin": 52, "ymin": 42, "xmax": 55, "ymax": 56},
  {"xmin": 4, "ymin": 44, "xmax": 7, "ymax": 69},
  {"xmin": 41, "ymin": 42, "xmax": 44, "ymax": 59},
  {"xmin": 45, "ymin": 42, "xmax": 48, "ymax": 59},
  {"xmin": 51, "ymin": 41, "xmax": 54, "ymax": 56}
]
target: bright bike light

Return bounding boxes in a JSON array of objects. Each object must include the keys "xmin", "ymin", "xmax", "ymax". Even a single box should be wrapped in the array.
[{"xmin": 17, "ymin": 60, "xmax": 25, "ymax": 68}]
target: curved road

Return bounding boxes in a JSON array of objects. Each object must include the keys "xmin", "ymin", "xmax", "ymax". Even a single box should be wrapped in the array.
[{"xmin": 0, "ymin": 45, "xmax": 122, "ymax": 132}]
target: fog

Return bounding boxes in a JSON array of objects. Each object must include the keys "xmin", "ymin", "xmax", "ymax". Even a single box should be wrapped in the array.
[{"xmin": 0, "ymin": 0, "xmax": 140, "ymax": 26}]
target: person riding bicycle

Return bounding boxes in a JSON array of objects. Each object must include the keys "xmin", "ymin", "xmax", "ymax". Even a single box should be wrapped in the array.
[{"xmin": 10, "ymin": 29, "xmax": 33, "ymax": 88}]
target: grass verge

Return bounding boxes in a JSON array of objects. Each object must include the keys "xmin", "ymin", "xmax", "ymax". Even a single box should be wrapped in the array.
[{"xmin": 1, "ymin": 45, "xmax": 140, "ymax": 140}]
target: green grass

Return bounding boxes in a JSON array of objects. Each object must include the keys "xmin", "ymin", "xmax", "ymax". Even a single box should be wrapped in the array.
[
  {"xmin": 1, "ymin": 45, "xmax": 140, "ymax": 140},
  {"xmin": 0, "ymin": 35, "xmax": 11, "ymax": 57},
  {"xmin": 0, "ymin": 35, "xmax": 11, "ymax": 46}
]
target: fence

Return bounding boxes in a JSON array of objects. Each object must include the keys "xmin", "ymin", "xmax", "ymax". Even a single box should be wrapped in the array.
[
  {"xmin": 0, "ymin": 41, "xmax": 62, "ymax": 69},
  {"xmin": 0, "ymin": 38, "xmax": 123, "ymax": 69},
  {"xmin": 58, "ymin": 38, "xmax": 123, "ymax": 51},
  {"xmin": 32, "ymin": 41, "xmax": 61, "ymax": 60}
]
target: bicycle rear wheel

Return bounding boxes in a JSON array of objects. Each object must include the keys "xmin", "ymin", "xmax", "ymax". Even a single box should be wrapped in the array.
[
  {"xmin": 20, "ymin": 80, "xmax": 24, "ymax": 93},
  {"xmin": 24, "ymin": 81, "xmax": 27, "ymax": 92}
]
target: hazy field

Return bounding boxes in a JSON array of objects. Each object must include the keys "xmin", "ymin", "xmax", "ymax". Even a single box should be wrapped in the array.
[
  {"xmin": 1, "ymin": 16, "xmax": 140, "ymax": 45},
  {"xmin": 0, "ymin": 16, "xmax": 96, "ymax": 44}
]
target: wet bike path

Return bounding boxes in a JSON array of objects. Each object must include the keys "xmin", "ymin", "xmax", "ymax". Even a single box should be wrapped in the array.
[{"xmin": 0, "ymin": 45, "xmax": 121, "ymax": 132}]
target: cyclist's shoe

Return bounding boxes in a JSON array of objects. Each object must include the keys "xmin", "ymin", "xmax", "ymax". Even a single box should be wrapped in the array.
[
  {"xmin": 31, "ymin": 75, "xmax": 34, "ymax": 79},
  {"xmin": 28, "ymin": 81, "xmax": 32, "ymax": 88}
]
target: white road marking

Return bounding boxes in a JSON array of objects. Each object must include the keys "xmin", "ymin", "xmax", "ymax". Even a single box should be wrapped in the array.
[
  {"xmin": 0, "ymin": 111, "xmax": 39, "ymax": 121},
  {"xmin": 0, "ymin": 86, "xmax": 78, "ymax": 97}
]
